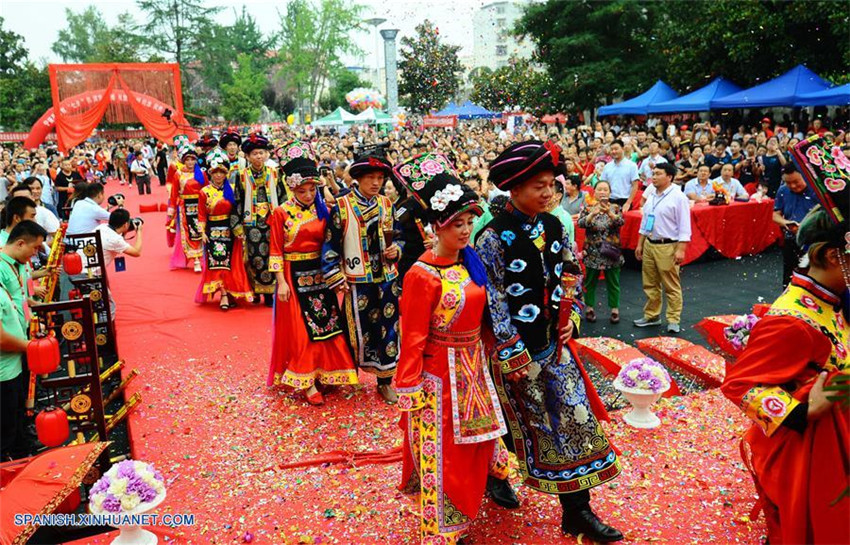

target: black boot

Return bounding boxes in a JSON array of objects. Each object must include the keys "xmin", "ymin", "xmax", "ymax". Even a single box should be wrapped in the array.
[
  {"xmin": 560, "ymin": 490, "xmax": 623, "ymax": 543},
  {"xmin": 486, "ymin": 476, "xmax": 520, "ymax": 509}
]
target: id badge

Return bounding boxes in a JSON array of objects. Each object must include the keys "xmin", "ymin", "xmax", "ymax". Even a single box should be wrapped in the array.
[
  {"xmin": 114, "ymin": 256, "xmax": 126, "ymax": 272},
  {"xmin": 641, "ymin": 213, "xmax": 656, "ymax": 233}
]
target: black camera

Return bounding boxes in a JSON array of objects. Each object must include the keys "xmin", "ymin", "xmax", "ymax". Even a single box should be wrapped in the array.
[
  {"xmin": 127, "ymin": 217, "xmax": 144, "ymax": 231},
  {"xmin": 107, "ymin": 193, "xmax": 125, "ymax": 208}
]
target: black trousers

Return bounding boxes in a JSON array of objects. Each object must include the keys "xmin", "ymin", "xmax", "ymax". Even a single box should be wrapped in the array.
[
  {"xmin": 559, "ymin": 488, "xmax": 591, "ymax": 512},
  {"xmin": 0, "ymin": 374, "xmax": 25, "ymax": 460},
  {"xmin": 782, "ymin": 236, "xmax": 802, "ymax": 288},
  {"xmin": 157, "ymin": 168, "xmax": 167, "ymax": 186},
  {"xmin": 136, "ymin": 175, "xmax": 152, "ymax": 195}
]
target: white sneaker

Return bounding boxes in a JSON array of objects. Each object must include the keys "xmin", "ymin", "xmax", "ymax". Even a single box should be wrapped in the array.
[
  {"xmin": 667, "ymin": 323, "xmax": 681, "ymax": 334},
  {"xmin": 193, "ymin": 259, "xmax": 202, "ymax": 273}
]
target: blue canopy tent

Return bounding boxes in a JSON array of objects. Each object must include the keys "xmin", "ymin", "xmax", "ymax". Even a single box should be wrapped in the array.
[
  {"xmin": 453, "ymin": 100, "xmax": 500, "ymax": 119},
  {"xmin": 597, "ymin": 80, "xmax": 679, "ymax": 116},
  {"xmin": 432, "ymin": 102, "xmax": 460, "ymax": 116},
  {"xmin": 795, "ymin": 83, "xmax": 850, "ymax": 106},
  {"xmin": 647, "ymin": 78, "xmax": 742, "ymax": 113},
  {"xmin": 710, "ymin": 65, "xmax": 832, "ymax": 109}
]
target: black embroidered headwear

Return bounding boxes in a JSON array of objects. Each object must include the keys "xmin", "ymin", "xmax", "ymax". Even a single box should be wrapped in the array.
[
  {"xmin": 393, "ymin": 152, "xmax": 481, "ymax": 227},
  {"xmin": 488, "ymin": 139, "xmax": 563, "ymax": 191}
]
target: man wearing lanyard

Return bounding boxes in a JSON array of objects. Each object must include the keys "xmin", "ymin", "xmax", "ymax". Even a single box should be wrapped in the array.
[
  {"xmin": 634, "ymin": 163, "xmax": 691, "ymax": 334},
  {"xmin": 0, "ymin": 221, "xmax": 48, "ymax": 460}
]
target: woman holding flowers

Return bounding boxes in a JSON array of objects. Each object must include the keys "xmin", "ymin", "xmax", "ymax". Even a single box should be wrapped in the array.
[{"xmin": 393, "ymin": 153, "xmax": 510, "ymax": 545}]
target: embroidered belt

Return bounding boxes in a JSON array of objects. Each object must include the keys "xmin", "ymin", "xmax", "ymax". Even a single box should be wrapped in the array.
[
  {"xmin": 284, "ymin": 251, "xmax": 320, "ymax": 261},
  {"xmin": 208, "ymin": 214, "xmax": 228, "ymax": 221},
  {"xmin": 428, "ymin": 326, "xmax": 481, "ymax": 347}
]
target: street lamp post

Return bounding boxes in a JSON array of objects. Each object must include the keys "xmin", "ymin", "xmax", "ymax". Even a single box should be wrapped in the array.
[
  {"xmin": 364, "ymin": 17, "xmax": 386, "ymax": 92},
  {"xmin": 380, "ymin": 29, "xmax": 400, "ymax": 115}
]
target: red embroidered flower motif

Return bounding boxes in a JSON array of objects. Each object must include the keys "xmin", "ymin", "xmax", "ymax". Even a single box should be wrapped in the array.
[
  {"xmin": 412, "ymin": 180, "xmax": 426, "ymax": 191},
  {"xmin": 367, "ymin": 157, "xmax": 385, "ymax": 168},
  {"xmin": 806, "ymin": 145, "xmax": 824, "ymax": 166},
  {"xmin": 422, "ymin": 440, "xmax": 437, "ymax": 457},
  {"xmin": 833, "ymin": 145, "xmax": 850, "ymax": 171},
  {"xmin": 836, "ymin": 312, "xmax": 845, "ymax": 330},
  {"xmin": 397, "ymin": 395, "xmax": 412, "ymax": 410},
  {"xmin": 442, "ymin": 291, "xmax": 458, "ymax": 309},
  {"xmin": 444, "ymin": 268, "xmax": 462, "ymax": 283},
  {"xmin": 799, "ymin": 295, "xmax": 820, "ymax": 312},
  {"xmin": 825, "ymin": 176, "xmax": 847, "ymax": 193},
  {"xmin": 422, "ymin": 505, "xmax": 438, "ymax": 522},
  {"xmin": 761, "ymin": 396, "xmax": 787, "ymax": 418},
  {"xmin": 423, "ymin": 379, "xmax": 437, "ymax": 393},
  {"xmin": 422, "ymin": 409, "xmax": 437, "ymax": 424},
  {"xmin": 311, "ymin": 298, "xmax": 322, "ymax": 312},
  {"xmin": 835, "ymin": 341, "xmax": 847, "ymax": 360},
  {"xmin": 422, "ymin": 473, "xmax": 437, "ymax": 488},
  {"xmin": 424, "ymin": 534, "xmax": 446, "ymax": 545}
]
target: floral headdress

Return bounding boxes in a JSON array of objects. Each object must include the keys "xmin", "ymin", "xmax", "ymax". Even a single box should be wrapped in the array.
[
  {"xmin": 393, "ymin": 152, "xmax": 481, "ymax": 227},
  {"xmin": 206, "ymin": 147, "xmax": 230, "ymax": 173},
  {"xmin": 278, "ymin": 140, "xmax": 320, "ymax": 189}
]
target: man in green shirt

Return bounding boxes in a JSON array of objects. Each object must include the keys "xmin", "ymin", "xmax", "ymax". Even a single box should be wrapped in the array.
[{"xmin": 1, "ymin": 220, "xmax": 47, "ymax": 460}]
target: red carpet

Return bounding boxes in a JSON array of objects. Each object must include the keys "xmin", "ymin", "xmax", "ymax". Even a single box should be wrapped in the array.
[{"xmin": 68, "ymin": 184, "xmax": 766, "ymax": 544}]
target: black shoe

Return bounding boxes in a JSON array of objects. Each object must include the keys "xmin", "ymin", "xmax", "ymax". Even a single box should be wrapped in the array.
[
  {"xmin": 562, "ymin": 507, "xmax": 623, "ymax": 543},
  {"xmin": 486, "ymin": 476, "xmax": 520, "ymax": 509},
  {"xmin": 263, "ymin": 294, "xmax": 274, "ymax": 307}
]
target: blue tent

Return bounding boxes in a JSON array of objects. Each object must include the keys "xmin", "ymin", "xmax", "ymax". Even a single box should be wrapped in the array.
[
  {"xmin": 597, "ymin": 81, "xmax": 679, "ymax": 116},
  {"xmin": 647, "ymin": 77, "xmax": 743, "ymax": 113},
  {"xmin": 795, "ymin": 83, "xmax": 850, "ymax": 106},
  {"xmin": 432, "ymin": 102, "xmax": 460, "ymax": 116},
  {"xmin": 710, "ymin": 65, "xmax": 832, "ymax": 109},
  {"xmin": 453, "ymin": 100, "xmax": 500, "ymax": 119}
]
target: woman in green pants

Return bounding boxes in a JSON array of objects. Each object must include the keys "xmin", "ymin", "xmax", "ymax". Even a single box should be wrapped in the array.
[{"xmin": 577, "ymin": 180, "xmax": 624, "ymax": 323}]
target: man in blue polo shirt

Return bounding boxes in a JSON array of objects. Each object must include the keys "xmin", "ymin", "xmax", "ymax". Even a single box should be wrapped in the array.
[{"xmin": 773, "ymin": 163, "xmax": 817, "ymax": 287}]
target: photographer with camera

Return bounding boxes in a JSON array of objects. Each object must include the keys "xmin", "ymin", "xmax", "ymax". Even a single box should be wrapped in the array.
[{"xmin": 92, "ymin": 209, "xmax": 143, "ymax": 315}]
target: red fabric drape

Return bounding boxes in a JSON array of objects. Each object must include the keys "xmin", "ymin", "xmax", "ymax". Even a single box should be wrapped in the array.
[
  {"xmin": 50, "ymin": 71, "xmax": 117, "ymax": 152},
  {"xmin": 116, "ymin": 73, "xmax": 196, "ymax": 144}
]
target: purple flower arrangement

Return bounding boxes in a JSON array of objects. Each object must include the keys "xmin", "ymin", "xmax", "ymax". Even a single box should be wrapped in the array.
[
  {"xmin": 89, "ymin": 460, "xmax": 165, "ymax": 514},
  {"xmin": 616, "ymin": 358, "xmax": 671, "ymax": 393},
  {"xmin": 724, "ymin": 313, "xmax": 760, "ymax": 352}
]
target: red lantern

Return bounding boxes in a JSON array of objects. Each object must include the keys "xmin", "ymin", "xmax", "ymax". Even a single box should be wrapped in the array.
[
  {"xmin": 35, "ymin": 407, "xmax": 70, "ymax": 447},
  {"xmin": 68, "ymin": 289, "xmax": 81, "ymax": 300},
  {"xmin": 63, "ymin": 252, "xmax": 83, "ymax": 275},
  {"xmin": 27, "ymin": 332, "xmax": 61, "ymax": 374}
]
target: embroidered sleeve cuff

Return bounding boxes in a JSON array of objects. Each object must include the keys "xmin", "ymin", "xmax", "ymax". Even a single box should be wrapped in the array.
[
  {"xmin": 495, "ymin": 336, "xmax": 532, "ymax": 374},
  {"xmin": 396, "ymin": 385, "xmax": 425, "ymax": 411},
  {"xmin": 269, "ymin": 256, "xmax": 284, "ymax": 272},
  {"xmin": 741, "ymin": 385, "xmax": 801, "ymax": 437},
  {"xmin": 324, "ymin": 270, "xmax": 345, "ymax": 288}
]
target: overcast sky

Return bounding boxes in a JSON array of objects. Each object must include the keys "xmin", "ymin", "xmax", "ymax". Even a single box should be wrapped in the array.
[{"xmin": 3, "ymin": 0, "xmax": 493, "ymax": 67}]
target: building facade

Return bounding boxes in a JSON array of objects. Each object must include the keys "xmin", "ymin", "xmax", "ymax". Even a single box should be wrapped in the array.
[{"xmin": 472, "ymin": 1, "xmax": 534, "ymax": 71}]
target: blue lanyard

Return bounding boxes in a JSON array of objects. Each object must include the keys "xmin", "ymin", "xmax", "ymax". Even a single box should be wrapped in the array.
[{"xmin": 649, "ymin": 187, "xmax": 672, "ymax": 214}]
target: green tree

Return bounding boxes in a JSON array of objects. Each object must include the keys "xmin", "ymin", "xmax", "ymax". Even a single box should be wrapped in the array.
[
  {"xmin": 136, "ymin": 0, "xmax": 222, "ymax": 67},
  {"xmin": 277, "ymin": 0, "xmax": 364, "ymax": 119},
  {"xmin": 220, "ymin": 54, "xmax": 266, "ymax": 123},
  {"xmin": 398, "ymin": 20, "xmax": 462, "ymax": 113},
  {"xmin": 0, "ymin": 18, "xmax": 51, "ymax": 130},
  {"xmin": 657, "ymin": 0, "xmax": 850, "ymax": 89},
  {"xmin": 515, "ymin": 0, "xmax": 664, "ymax": 110},
  {"xmin": 471, "ymin": 57, "xmax": 553, "ymax": 115},
  {"xmin": 319, "ymin": 68, "xmax": 368, "ymax": 112},
  {"xmin": 0, "ymin": 16, "xmax": 27, "ymax": 76},
  {"xmin": 51, "ymin": 8, "xmax": 148, "ymax": 63}
]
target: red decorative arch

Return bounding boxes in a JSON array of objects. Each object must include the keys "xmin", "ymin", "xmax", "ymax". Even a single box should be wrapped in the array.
[
  {"xmin": 26, "ymin": 63, "xmax": 197, "ymax": 151},
  {"xmin": 24, "ymin": 89, "xmax": 197, "ymax": 149}
]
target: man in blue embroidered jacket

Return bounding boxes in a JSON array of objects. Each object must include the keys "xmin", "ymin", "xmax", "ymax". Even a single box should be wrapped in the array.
[
  {"xmin": 475, "ymin": 140, "xmax": 624, "ymax": 543},
  {"xmin": 322, "ymin": 152, "xmax": 402, "ymax": 404}
]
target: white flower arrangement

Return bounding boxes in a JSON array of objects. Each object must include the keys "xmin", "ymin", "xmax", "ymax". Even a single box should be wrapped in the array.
[{"xmin": 89, "ymin": 460, "xmax": 166, "ymax": 514}]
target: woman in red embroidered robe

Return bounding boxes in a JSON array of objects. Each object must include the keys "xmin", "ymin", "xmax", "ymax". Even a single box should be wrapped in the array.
[
  {"xmin": 167, "ymin": 144, "xmax": 205, "ymax": 272},
  {"xmin": 394, "ymin": 152, "xmax": 510, "ymax": 545},
  {"xmin": 195, "ymin": 149, "xmax": 253, "ymax": 310},
  {"xmin": 722, "ymin": 205, "xmax": 849, "ymax": 545},
  {"xmin": 267, "ymin": 141, "xmax": 358, "ymax": 405}
]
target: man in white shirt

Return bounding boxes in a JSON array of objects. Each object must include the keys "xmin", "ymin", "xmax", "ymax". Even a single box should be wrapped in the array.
[
  {"xmin": 89, "ymin": 209, "xmax": 143, "ymax": 316},
  {"xmin": 683, "ymin": 164, "xmax": 716, "ymax": 202},
  {"xmin": 600, "ymin": 139, "xmax": 640, "ymax": 211},
  {"xmin": 67, "ymin": 183, "xmax": 111, "ymax": 235},
  {"xmin": 637, "ymin": 141, "xmax": 668, "ymax": 185},
  {"xmin": 130, "ymin": 150, "xmax": 152, "ymax": 195},
  {"xmin": 634, "ymin": 163, "xmax": 691, "ymax": 333},
  {"xmin": 711, "ymin": 163, "xmax": 750, "ymax": 201}
]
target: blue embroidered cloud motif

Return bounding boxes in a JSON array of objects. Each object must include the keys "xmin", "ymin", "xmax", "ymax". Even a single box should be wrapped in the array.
[
  {"xmin": 551, "ymin": 240, "xmax": 562, "ymax": 253},
  {"xmin": 507, "ymin": 283, "xmax": 531, "ymax": 297},
  {"xmin": 551, "ymin": 285, "xmax": 563, "ymax": 302},
  {"xmin": 498, "ymin": 340, "xmax": 526, "ymax": 360},
  {"xmin": 513, "ymin": 304, "xmax": 541, "ymax": 323},
  {"xmin": 500, "ymin": 230, "xmax": 516, "ymax": 246},
  {"xmin": 554, "ymin": 263, "xmax": 563, "ymax": 277},
  {"xmin": 507, "ymin": 259, "xmax": 527, "ymax": 273}
]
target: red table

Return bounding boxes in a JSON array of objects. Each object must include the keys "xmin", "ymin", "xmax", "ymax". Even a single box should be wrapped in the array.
[{"xmin": 575, "ymin": 200, "xmax": 781, "ymax": 265}]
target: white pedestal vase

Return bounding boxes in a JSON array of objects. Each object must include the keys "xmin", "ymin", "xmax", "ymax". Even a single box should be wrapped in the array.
[
  {"xmin": 108, "ymin": 492, "xmax": 166, "ymax": 545},
  {"xmin": 613, "ymin": 379, "xmax": 669, "ymax": 429}
]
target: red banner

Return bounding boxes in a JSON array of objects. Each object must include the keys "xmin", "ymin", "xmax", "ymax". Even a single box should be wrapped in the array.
[{"xmin": 423, "ymin": 115, "xmax": 457, "ymax": 128}]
